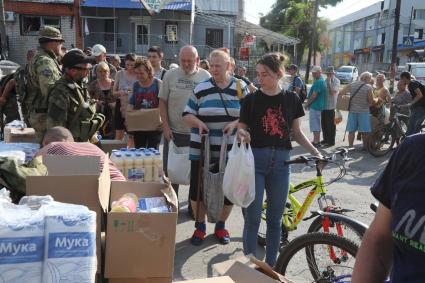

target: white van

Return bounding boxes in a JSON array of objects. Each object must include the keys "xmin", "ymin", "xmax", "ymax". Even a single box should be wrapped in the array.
[
  {"xmin": 406, "ymin": 63, "xmax": 425, "ymax": 85},
  {"xmin": 335, "ymin": 66, "xmax": 359, "ymax": 84}
]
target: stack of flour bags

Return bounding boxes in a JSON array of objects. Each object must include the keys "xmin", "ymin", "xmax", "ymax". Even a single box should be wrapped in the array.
[{"xmin": 0, "ymin": 189, "xmax": 96, "ymax": 283}]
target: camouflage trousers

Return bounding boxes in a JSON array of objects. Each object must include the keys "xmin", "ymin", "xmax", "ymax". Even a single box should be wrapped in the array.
[{"xmin": 28, "ymin": 111, "xmax": 47, "ymax": 144}]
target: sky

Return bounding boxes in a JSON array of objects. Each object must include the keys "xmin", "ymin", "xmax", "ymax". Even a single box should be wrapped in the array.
[{"xmin": 245, "ymin": 0, "xmax": 383, "ymax": 24}]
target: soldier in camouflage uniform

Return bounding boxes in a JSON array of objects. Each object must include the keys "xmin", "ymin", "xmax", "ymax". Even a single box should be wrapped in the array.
[
  {"xmin": 46, "ymin": 49, "xmax": 105, "ymax": 142},
  {"xmin": 27, "ymin": 26, "xmax": 64, "ymax": 142}
]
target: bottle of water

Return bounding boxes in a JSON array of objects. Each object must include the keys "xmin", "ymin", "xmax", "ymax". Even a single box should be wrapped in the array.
[
  {"xmin": 143, "ymin": 152, "xmax": 154, "ymax": 182},
  {"xmin": 153, "ymin": 152, "xmax": 162, "ymax": 182},
  {"xmin": 133, "ymin": 152, "xmax": 145, "ymax": 182},
  {"xmin": 110, "ymin": 152, "xmax": 125, "ymax": 176}
]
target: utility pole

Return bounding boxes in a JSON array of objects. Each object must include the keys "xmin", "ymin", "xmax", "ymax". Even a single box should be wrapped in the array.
[
  {"xmin": 390, "ymin": 0, "xmax": 401, "ymax": 94},
  {"xmin": 0, "ymin": 0, "xmax": 8, "ymax": 59},
  {"xmin": 305, "ymin": 0, "xmax": 319, "ymax": 85}
]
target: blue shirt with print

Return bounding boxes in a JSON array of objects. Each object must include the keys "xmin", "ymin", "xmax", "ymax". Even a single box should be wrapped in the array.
[{"xmin": 307, "ymin": 76, "xmax": 327, "ymax": 111}]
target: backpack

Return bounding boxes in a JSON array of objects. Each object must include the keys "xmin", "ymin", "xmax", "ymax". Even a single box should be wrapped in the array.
[{"xmin": 293, "ymin": 75, "xmax": 307, "ymax": 102}]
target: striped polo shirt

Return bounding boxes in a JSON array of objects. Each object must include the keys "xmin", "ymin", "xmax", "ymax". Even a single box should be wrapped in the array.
[
  {"xmin": 183, "ymin": 77, "xmax": 248, "ymax": 160},
  {"xmin": 37, "ymin": 142, "xmax": 126, "ymax": 181}
]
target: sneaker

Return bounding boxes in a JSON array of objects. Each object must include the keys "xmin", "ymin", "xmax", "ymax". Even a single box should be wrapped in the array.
[
  {"xmin": 191, "ymin": 228, "xmax": 206, "ymax": 246},
  {"xmin": 214, "ymin": 228, "xmax": 230, "ymax": 245},
  {"xmin": 312, "ymin": 142, "xmax": 322, "ymax": 148}
]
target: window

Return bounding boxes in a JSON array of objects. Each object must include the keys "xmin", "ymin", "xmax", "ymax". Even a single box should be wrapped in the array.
[
  {"xmin": 375, "ymin": 51, "xmax": 384, "ymax": 63},
  {"xmin": 366, "ymin": 17, "xmax": 375, "ymax": 31},
  {"xmin": 363, "ymin": 53, "xmax": 371, "ymax": 64},
  {"xmin": 415, "ymin": 29, "xmax": 423, "ymax": 40},
  {"xmin": 136, "ymin": 24, "xmax": 149, "ymax": 45},
  {"xmin": 365, "ymin": 36, "xmax": 373, "ymax": 47},
  {"xmin": 353, "ymin": 20, "xmax": 363, "ymax": 31},
  {"xmin": 20, "ymin": 15, "xmax": 60, "ymax": 35},
  {"xmin": 165, "ymin": 23, "xmax": 178, "ymax": 43},
  {"xmin": 104, "ymin": 19, "xmax": 114, "ymax": 41},
  {"xmin": 414, "ymin": 9, "xmax": 425, "ymax": 20},
  {"xmin": 377, "ymin": 33, "xmax": 386, "ymax": 45},
  {"xmin": 353, "ymin": 37, "xmax": 362, "ymax": 50},
  {"xmin": 206, "ymin": 29, "xmax": 223, "ymax": 48},
  {"xmin": 343, "ymin": 32, "xmax": 350, "ymax": 51}
]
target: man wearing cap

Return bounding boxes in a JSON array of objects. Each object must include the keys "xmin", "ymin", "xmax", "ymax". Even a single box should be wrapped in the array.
[
  {"xmin": 288, "ymin": 64, "xmax": 305, "ymax": 99},
  {"xmin": 321, "ymin": 66, "xmax": 340, "ymax": 147},
  {"xmin": 90, "ymin": 44, "xmax": 117, "ymax": 82},
  {"xmin": 305, "ymin": 66, "xmax": 327, "ymax": 147},
  {"xmin": 27, "ymin": 26, "xmax": 64, "ymax": 142},
  {"xmin": 46, "ymin": 49, "xmax": 105, "ymax": 142}
]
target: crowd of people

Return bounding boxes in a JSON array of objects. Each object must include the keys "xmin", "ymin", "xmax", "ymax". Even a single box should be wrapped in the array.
[{"xmin": 1, "ymin": 25, "xmax": 425, "ymax": 276}]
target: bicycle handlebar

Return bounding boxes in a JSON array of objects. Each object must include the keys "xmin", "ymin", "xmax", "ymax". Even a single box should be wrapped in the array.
[{"xmin": 284, "ymin": 148, "xmax": 354, "ymax": 165}]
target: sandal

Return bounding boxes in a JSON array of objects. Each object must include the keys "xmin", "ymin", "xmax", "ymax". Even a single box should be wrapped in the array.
[
  {"xmin": 215, "ymin": 228, "xmax": 230, "ymax": 245},
  {"xmin": 191, "ymin": 228, "xmax": 206, "ymax": 246}
]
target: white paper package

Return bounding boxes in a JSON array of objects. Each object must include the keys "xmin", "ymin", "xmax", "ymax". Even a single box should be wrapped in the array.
[
  {"xmin": 0, "ymin": 203, "xmax": 45, "ymax": 283},
  {"xmin": 41, "ymin": 203, "xmax": 97, "ymax": 283}
]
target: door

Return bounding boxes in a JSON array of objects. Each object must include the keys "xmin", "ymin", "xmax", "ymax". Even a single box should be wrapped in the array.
[
  {"xmin": 135, "ymin": 24, "xmax": 149, "ymax": 54},
  {"xmin": 206, "ymin": 28, "xmax": 223, "ymax": 48}
]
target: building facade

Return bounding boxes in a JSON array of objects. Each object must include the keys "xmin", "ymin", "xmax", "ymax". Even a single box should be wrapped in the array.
[{"xmin": 326, "ymin": 0, "xmax": 425, "ymax": 73}]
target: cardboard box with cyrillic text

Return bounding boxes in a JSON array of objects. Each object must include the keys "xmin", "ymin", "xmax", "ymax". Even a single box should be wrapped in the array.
[
  {"xmin": 26, "ymin": 155, "xmax": 111, "ymax": 274},
  {"xmin": 213, "ymin": 256, "xmax": 294, "ymax": 283},
  {"xmin": 105, "ymin": 181, "xmax": 178, "ymax": 283},
  {"xmin": 4, "ymin": 127, "xmax": 36, "ymax": 143},
  {"xmin": 173, "ymin": 276, "xmax": 235, "ymax": 283}
]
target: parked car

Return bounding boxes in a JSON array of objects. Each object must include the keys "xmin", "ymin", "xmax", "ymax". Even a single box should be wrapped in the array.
[
  {"xmin": 406, "ymin": 62, "xmax": 425, "ymax": 85},
  {"xmin": 335, "ymin": 65, "xmax": 359, "ymax": 83}
]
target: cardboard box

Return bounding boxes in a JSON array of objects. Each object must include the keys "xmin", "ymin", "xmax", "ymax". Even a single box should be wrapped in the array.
[
  {"xmin": 173, "ymin": 277, "xmax": 235, "ymax": 283},
  {"xmin": 105, "ymin": 181, "xmax": 178, "ymax": 283},
  {"xmin": 125, "ymin": 107, "xmax": 162, "ymax": 132},
  {"xmin": 4, "ymin": 127, "xmax": 36, "ymax": 143},
  {"xmin": 100, "ymin": 139, "xmax": 127, "ymax": 155},
  {"xmin": 213, "ymin": 256, "xmax": 293, "ymax": 283},
  {"xmin": 26, "ymin": 155, "xmax": 111, "ymax": 273}
]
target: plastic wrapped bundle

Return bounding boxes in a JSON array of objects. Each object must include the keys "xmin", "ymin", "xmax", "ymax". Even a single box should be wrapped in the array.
[
  {"xmin": 41, "ymin": 203, "xmax": 97, "ymax": 283},
  {"xmin": 0, "ymin": 202, "xmax": 45, "ymax": 283}
]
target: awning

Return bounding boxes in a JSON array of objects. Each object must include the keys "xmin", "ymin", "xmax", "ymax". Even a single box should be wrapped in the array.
[
  {"xmin": 236, "ymin": 20, "xmax": 299, "ymax": 46},
  {"xmin": 81, "ymin": 0, "xmax": 192, "ymax": 10}
]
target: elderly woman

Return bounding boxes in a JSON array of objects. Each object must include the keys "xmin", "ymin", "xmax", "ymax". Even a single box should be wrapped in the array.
[
  {"xmin": 183, "ymin": 49, "xmax": 249, "ymax": 246},
  {"xmin": 339, "ymin": 71, "xmax": 375, "ymax": 149},
  {"xmin": 129, "ymin": 57, "xmax": 162, "ymax": 149},
  {"xmin": 88, "ymin": 61, "xmax": 115, "ymax": 139}
]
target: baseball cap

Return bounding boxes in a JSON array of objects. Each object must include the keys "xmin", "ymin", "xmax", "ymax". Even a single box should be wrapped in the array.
[
  {"xmin": 311, "ymin": 66, "xmax": 322, "ymax": 73},
  {"xmin": 61, "ymin": 49, "xmax": 95, "ymax": 69},
  {"xmin": 92, "ymin": 44, "xmax": 107, "ymax": 56},
  {"xmin": 288, "ymin": 64, "xmax": 298, "ymax": 70},
  {"xmin": 38, "ymin": 26, "xmax": 64, "ymax": 43}
]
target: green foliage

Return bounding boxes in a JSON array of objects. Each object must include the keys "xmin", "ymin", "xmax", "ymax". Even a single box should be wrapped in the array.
[{"xmin": 260, "ymin": 0, "xmax": 341, "ymax": 65}]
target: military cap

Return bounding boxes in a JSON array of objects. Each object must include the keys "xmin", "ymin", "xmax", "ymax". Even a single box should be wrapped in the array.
[
  {"xmin": 38, "ymin": 26, "xmax": 64, "ymax": 43},
  {"xmin": 62, "ymin": 49, "xmax": 95, "ymax": 69}
]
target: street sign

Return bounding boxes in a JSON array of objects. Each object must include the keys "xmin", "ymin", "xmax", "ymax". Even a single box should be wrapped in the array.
[{"xmin": 403, "ymin": 36, "xmax": 414, "ymax": 47}]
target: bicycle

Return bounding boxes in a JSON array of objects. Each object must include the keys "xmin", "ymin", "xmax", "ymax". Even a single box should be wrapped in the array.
[
  {"xmin": 256, "ymin": 148, "xmax": 364, "ymax": 247},
  {"xmin": 274, "ymin": 232, "xmax": 359, "ymax": 283},
  {"xmin": 367, "ymin": 105, "xmax": 409, "ymax": 157}
]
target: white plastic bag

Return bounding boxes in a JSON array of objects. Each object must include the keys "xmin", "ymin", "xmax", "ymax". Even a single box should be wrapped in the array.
[
  {"xmin": 167, "ymin": 140, "xmax": 190, "ymax": 185},
  {"xmin": 223, "ymin": 138, "xmax": 255, "ymax": 208}
]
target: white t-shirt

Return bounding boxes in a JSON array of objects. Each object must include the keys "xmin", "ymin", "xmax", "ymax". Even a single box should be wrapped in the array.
[{"xmin": 158, "ymin": 67, "xmax": 211, "ymax": 134}]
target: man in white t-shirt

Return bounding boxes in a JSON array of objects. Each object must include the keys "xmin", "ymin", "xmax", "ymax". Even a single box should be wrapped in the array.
[
  {"xmin": 159, "ymin": 45, "xmax": 211, "ymax": 198},
  {"xmin": 148, "ymin": 46, "xmax": 167, "ymax": 80}
]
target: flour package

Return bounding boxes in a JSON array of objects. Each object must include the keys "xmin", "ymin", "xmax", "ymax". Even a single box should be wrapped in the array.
[
  {"xmin": 0, "ymin": 201, "xmax": 45, "ymax": 283},
  {"xmin": 41, "ymin": 203, "xmax": 97, "ymax": 283}
]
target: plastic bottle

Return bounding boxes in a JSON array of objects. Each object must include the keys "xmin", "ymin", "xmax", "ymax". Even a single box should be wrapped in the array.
[
  {"xmin": 111, "ymin": 193, "xmax": 138, "ymax": 212},
  {"xmin": 110, "ymin": 153, "xmax": 125, "ymax": 176},
  {"xmin": 143, "ymin": 152, "xmax": 153, "ymax": 182},
  {"xmin": 123, "ymin": 153, "xmax": 134, "ymax": 180},
  {"xmin": 133, "ymin": 152, "xmax": 145, "ymax": 182},
  {"xmin": 153, "ymin": 152, "xmax": 162, "ymax": 182}
]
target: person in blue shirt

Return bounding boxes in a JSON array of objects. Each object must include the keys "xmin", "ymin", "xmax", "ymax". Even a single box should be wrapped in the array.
[{"xmin": 305, "ymin": 66, "xmax": 327, "ymax": 147}]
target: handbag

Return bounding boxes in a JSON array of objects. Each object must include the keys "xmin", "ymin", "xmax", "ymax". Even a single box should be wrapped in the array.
[
  {"xmin": 203, "ymin": 135, "xmax": 228, "ymax": 223},
  {"xmin": 167, "ymin": 140, "xmax": 190, "ymax": 185},
  {"xmin": 125, "ymin": 105, "xmax": 162, "ymax": 131},
  {"xmin": 336, "ymin": 83, "xmax": 365, "ymax": 111}
]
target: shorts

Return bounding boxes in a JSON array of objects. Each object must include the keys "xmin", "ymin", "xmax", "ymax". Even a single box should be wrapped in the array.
[
  {"xmin": 309, "ymin": 109, "xmax": 321, "ymax": 132},
  {"xmin": 346, "ymin": 112, "xmax": 371, "ymax": 133},
  {"xmin": 189, "ymin": 160, "xmax": 233, "ymax": 206}
]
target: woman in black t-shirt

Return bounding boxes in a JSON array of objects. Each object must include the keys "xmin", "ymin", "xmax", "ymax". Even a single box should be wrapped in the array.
[{"xmin": 238, "ymin": 53, "xmax": 321, "ymax": 267}]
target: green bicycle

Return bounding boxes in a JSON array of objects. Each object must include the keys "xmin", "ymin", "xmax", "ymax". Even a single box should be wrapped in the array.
[{"xmin": 256, "ymin": 148, "xmax": 363, "ymax": 247}]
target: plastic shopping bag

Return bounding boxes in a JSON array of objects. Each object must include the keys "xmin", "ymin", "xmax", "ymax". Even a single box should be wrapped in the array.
[
  {"xmin": 223, "ymin": 138, "xmax": 255, "ymax": 208},
  {"xmin": 167, "ymin": 140, "xmax": 190, "ymax": 185},
  {"xmin": 334, "ymin": 109, "xmax": 343, "ymax": 125}
]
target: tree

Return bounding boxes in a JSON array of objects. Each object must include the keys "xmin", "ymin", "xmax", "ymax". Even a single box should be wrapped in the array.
[{"xmin": 260, "ymin": 0, "xmax": 340, "ymax": 66}]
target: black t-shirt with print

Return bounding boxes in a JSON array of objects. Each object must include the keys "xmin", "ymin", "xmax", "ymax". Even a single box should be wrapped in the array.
[
  {"xmin": 408, "ymin": 80, "xmax": 425, "ymax": 108},
  {"xmin": 239, "ymin": 90, "xmax": 304, "ymax": 149},
  {"xmin": 371, "ymin": 134, "xmax": 425, "ymax": 282}
]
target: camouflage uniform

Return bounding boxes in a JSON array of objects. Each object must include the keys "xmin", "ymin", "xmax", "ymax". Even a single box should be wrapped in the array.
[
  {"xmin": 46, "ymin": 74, "xmax": 104, "ymax": 142},
  {"xmin": 27, "ymin": 26, "xmax": 63, "ymax": 142}
]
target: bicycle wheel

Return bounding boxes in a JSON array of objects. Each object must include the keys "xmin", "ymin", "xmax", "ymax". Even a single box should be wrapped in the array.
[
  {"xmin": 367, "ymin": 125, "xmax": 395, "ymax": 157},
  {"xmin": 308, "ymin": 215, "xmax": 364, "ymax": 246},
  {"xmin": 257, "ymin": 202, "xmax": 291, "ymax": 247},
  {"xmin": 275, "ymin": 232, "xmax": 358, "ymax": 283}
]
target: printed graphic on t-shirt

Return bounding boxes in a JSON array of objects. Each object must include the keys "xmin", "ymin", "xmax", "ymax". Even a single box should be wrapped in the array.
[
  {"xmin": 393, "ymin": 208, "xmax": 425, "ymax": 254},
  {"xmin": 261, "ymin": 105, "xmax": 287, "ymax": 138},
  {"xmin": 176, "ymin": 78, "xmax": 197, "ymax": 91},
  {"xmin": 134, "ymin": 91, "xmax": 159, "ymax": 109}
]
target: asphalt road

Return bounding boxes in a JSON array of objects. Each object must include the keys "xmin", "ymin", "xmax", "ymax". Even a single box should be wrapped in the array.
[{"xmin": 171, "ymin": 110, "xmax": 387, "ymax": 281}]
